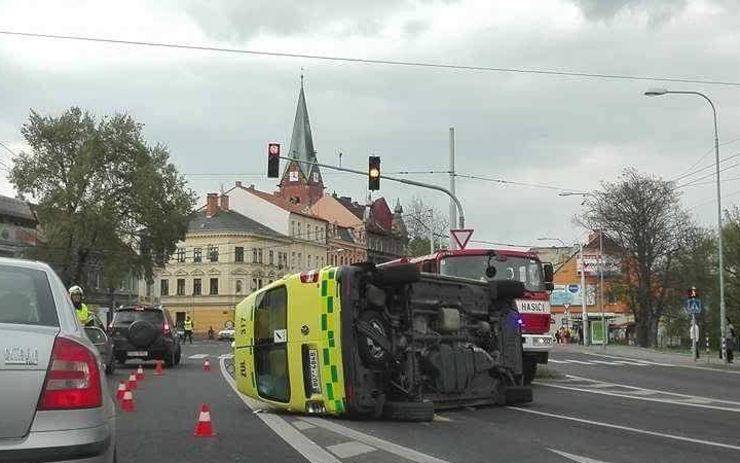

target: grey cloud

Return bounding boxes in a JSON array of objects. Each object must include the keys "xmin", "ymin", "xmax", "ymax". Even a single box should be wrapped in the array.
[
  {"xmin": 571, "ymin": 0, "xmax": 688, "ymax": 23},
  {"xmin": 178, "ymin": 0, "xmax": 431, "ymax": 41}
]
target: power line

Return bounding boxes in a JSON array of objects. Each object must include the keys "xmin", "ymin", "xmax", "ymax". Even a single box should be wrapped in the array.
[
  {"xmin": 672, "ymin": 151, "xmax": 740, "ymax": 184},
  {"xmin": 454, "ymin": 173, "xmax": 570, "ymax": 191},
  {"xmin": 676, "ymin": 156, "xmax": 740, "ymax": 189},
  {"xmin": 2, "ymin": 30, "xmax": 740, "ymax": 87}
]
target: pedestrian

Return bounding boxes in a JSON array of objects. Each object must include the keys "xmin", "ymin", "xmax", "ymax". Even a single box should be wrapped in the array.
[
  {"xmin": 184, "ymin": 315, "xmax": 194, "ymax": 344},
  {"xmin": 564, "ymin": 329, "xmax": 571, "ymax": 344},
  {"xmin": 689, "ymin": 318, "xmax": 700, "ymax": 360},
  {"xmin": 725, "ymin": 317, "xmax": 735, "ymax": 363},
  {"xmin": 68, "ymin": 285, "xmax": 94, "ymax": 327},
  {"xmin": 208, "ymin": 326, "xmax": 215, "ymax": 340},
  {"xmin": 577, "ymin": 326, "xmax": 584, "ymax": 345}
]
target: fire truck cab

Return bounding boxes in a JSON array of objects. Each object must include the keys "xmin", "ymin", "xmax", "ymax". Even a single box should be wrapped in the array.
[{"xmin": 384, "ymin": 249, "xmax": 554, "ymax": 383}]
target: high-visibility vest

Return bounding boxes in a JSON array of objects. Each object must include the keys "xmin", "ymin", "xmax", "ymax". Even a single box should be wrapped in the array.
[
  {"xmin": 184, "ymin": 319, "xmax": 193, "ymax": 331},
  {"xmin": 76, "ymin": 303, "xmax": 92, "ymax": 325}
]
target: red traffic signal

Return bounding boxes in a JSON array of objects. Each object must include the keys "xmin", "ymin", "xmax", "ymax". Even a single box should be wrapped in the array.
[
  {"xmin": 688, "ymin": 286, "xmax": 699, "ymax": 299},
  {"xmin": 268, "ymin": 143, "xmax": 280, "ymax": 178}
]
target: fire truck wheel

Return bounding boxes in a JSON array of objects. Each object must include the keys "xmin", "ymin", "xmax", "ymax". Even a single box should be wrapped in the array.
[
  {"xmin": 372, "ymin": 264, "xmax": 420, "ymax": 287},
  {"xmin": 383, "ymin": 400, "xmax": 435, "ymax": 422},
  {"xmin": 523, "ymin": 359, "xmax": 537, "ymax": 385},
  {"xmin": 356, "ymin": 311, "xmax": 390, "ymax": 367}
]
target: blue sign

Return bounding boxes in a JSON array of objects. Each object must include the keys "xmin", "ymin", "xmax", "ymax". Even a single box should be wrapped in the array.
[
  {"xmin": 685, "ymin": 298, "xmax": 702, "ymax": 315},
  {"xmin": 568, "ymin": 284, "xmax": 580, "ymax": 294},
  {"xmin": 550, "ymin": 290, "xmax": 574, "ymax": 306}
]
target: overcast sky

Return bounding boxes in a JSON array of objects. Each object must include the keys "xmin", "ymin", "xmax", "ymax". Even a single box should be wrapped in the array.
[{"xmin": 2, "ymin": 0, "xmax": 740, "ymax": 248}]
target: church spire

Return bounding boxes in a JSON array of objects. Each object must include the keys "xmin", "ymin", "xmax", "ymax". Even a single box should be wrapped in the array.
[{"xmin": 285, "ymin": 79, "xmax": 315, "ymax": 178}]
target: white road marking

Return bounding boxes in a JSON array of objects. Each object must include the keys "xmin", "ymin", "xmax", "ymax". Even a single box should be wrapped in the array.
[
  {"xmin": 549, "ymin": 448, "xmax": 613, "ymax": 463},
  {"xmin": 509, "ymin": 407, "xmax": 740, "ymax": 451},
  {"xmin": 218, "ymin": 354, "xmax": 233, "ymax": 359},
  {"xmin": 327, "ymin": 441, "xmax": 376, "ymax": 458},
  {"xmin": 580, "ymin": 352, "xmax": 740, "ymax": 373},
  {"xmin": 218, "ymin": 358, "xmax": 342, "ymax": 463},
  {"xmin": 536, "ymin": 374, "xmax": 740, "ymax": 413},
  {"xmin": 301, "ymin": 417, "xmax": 453, "ymax": 463},
  {"xmin": 548, "ymin": 359, "xmax": 567, "ymax": 364},
  {"xmin": 563, "ymin": 360, "xmax": 592, "ymax": 365},
  {"xmin": 188, "ymin": 354, "xmax": 208, "ymax": 359},
  {"xmin": 609, "ymin": 361, "xmax": 650, "ymax": 366}
]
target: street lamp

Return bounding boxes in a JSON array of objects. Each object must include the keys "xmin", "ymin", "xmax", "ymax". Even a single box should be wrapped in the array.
[
  {"xmin": 556, "ymin": 193, "xmax": 608, "ymax": 349},
  {"xmin": 645, "ymin": 88, "xmax": 727, "ymax": 363},
  {"xmin": 538, "ymin": 237, "xmax": 589, "ymax": 346}
]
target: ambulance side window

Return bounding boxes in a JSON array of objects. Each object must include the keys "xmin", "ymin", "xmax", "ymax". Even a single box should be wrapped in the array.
[{"xmin": 254, "ymin": 286, "xmax": 290, "ymax": 403}]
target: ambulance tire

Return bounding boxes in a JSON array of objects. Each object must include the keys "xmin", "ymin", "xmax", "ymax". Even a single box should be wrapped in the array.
[
  {"xmin": 383, "ymin": 400, "xmax": 435, "ymax": 422},
  {"xmin": 357, "ymin": 311, "xmax": 390, "ymax": 367},
  {"xmin": 523, "ymin": 359, "xmax": 537, "ymax": 385},
  {"xmin": 504, "ymin": 386, "xmax": 533, "ymax": 405}
]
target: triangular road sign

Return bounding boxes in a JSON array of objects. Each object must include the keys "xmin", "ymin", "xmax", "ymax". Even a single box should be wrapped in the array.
[{"xmin": 450, "ymin": 229, "xmax": 474, "ymax": 249}]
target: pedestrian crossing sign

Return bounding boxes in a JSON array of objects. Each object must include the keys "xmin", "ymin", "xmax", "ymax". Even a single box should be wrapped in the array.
[{"xmin": 685, "ymin": 298, "xmax": 702, "ymax": 315}]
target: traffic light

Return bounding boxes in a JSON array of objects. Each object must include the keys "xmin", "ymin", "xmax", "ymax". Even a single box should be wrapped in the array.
[
  {"xmin": 368, "ymin": 156, "xmax": 381, "ymax": 191},
  {"xmin": 267, "ymin": 143, "xmax": 280, "ymax": 178},
  {"xmin": 688, "ymin": 286, "xmax": 699, "ymax": 299}
]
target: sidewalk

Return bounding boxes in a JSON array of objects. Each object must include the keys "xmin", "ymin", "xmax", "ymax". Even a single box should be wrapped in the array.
[{"xmin": 555, "ymin": 342, "xmax": 740, "ymax": 371}]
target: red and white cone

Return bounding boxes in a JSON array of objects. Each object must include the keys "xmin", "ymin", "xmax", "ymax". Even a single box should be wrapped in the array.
[
  {"xmin": 203, "ymin": 358, "xmax": 211, "ymax": 372},
  {"xmin": 136, "ymin": 364, "xmax": 144, "ymax": 381},
  {"xmin": 127, "ymin": 372, "xmax": 137, "ymax": 391},
  {"xmin": 193, "ymin": 404, "xmax": 216, "ymax": 437},
  {"xmin": 154, "ymin": 360, "xmax": 164, "ymax": 376},
  {"xmin": 121, "ymin": 390, "xmax": 135, "ymax": 412},
  {"xmin": 116, "ymin": 380, "xmax": 127, "ymax": 402}
]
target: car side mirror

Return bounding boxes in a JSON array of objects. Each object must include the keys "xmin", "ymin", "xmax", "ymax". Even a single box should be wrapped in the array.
[
  {"xmin": 543, "ymin": 262, "xmax": 554, "ymax": 283},
  {"xmin": 545, "ymin": 282, "xmax": 555, "ymax": 291},
  {"xmin": 84, "ymin": 326, "xmax": 108, "ymax": 344}
]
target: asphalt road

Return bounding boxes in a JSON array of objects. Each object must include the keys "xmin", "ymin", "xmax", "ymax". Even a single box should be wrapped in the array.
[{"xmin": 109, "ymin": 341, "xmax": 740, "ymax": 463}]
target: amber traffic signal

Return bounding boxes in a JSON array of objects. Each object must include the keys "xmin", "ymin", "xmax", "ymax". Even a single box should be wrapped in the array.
[{"xmin": 368, "ymin": 156, "xmax": 381, "ymax": 191}]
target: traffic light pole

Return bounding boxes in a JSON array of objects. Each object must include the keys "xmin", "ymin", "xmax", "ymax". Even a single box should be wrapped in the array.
[{"xmin": 277, "ymin": 156, "xmax": 466, "ymax": 228}]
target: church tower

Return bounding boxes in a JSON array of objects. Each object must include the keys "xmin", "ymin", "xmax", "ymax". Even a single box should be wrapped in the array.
[{"xmin": 278, "ymin": 77, "xmax": 324, "ymax": 206}]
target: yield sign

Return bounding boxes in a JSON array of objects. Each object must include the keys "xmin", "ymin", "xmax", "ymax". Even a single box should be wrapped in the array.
[{"xmin": 450, "ymin": 229, "xmax": 474, "ymax": 249}]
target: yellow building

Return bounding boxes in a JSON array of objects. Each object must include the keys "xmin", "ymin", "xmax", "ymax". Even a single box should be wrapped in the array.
[{"xmin": 156, "ymin": 193, "xmax": 292, "ymax": 333}]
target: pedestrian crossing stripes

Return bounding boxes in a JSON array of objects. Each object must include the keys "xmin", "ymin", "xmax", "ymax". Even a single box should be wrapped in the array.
[
  {"xmin": 188, "ymin": 353, "xmax": 233, "ymax": 360},
  {"xmin": 549, "ymin": 358, "xmax": 658, "ymax": 366},
  {"xmin": 188, "ymin": 354, "xmax": 209, "ymax": 359}
]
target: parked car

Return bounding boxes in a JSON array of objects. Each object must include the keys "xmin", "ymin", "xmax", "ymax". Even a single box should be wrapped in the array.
[
  {"xmin": 0, "ymin": 257, "xmax": 116, "ymax": 462},
  {"xmin": 109, "ymin": 304, "xmax": 182, "ymax": 367},
  {"xmin": 217, "ymin": 327, "xmax": 235, "ymax": 340},
  {"xmin": 85, "ymin": 323, "xmax": 115, "ymax": 375}
]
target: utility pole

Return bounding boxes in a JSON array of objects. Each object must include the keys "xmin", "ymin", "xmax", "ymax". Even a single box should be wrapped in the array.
[
  {"xmin": 449, "ymin": 127, "xmax": 457, "ymax": 249},
  {"xmin": 429, "ymin": 209, "xmax": 435, "ymax": 254},
  {"xmin": 599, "ymin": 229, "xmax": 606, "ymax": 349},
  {"xmin": 579, "ymin": 242, "xmax": 590, "ymax": 346}
]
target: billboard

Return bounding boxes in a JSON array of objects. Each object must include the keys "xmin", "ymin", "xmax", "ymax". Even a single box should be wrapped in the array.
[
  {"xmin": 576, "ymin": 254, "xmax": 620, "ymax": 277},
  {"xmin": 549, "ymin": 283, "xmax": 596, "ymax": 306}
]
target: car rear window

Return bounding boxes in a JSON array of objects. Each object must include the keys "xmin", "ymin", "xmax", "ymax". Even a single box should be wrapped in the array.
[
  {"xmin": 0, "ymin": 265, "xmax": 58, "ymax": 326},
  {"xmin": 114, "ymin": 310, "xmax": 164, "ymax": 325}
]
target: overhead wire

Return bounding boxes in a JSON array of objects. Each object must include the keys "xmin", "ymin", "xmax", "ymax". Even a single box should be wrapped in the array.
[{"xmin": 2, "ymin": 30, "xmax": 740, "ymax": 87}]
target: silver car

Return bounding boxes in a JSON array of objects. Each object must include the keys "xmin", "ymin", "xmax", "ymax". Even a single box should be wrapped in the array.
[{"xmin": 0, "ymin": 257, "xmax": 116, "ymax": 462}]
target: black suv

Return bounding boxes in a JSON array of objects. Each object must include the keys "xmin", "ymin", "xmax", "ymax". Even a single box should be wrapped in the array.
[{"xmin": 110, "ymin": 304, "xmax": 182, "ymax": 367}]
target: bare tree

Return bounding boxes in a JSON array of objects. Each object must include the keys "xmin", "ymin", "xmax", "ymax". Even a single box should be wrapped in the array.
[
  {"xmin": 583, "ymin": 168, "xmax": 697, "ymax": 347},
  {"xmin": 403, "ymin": 195, "xmax": 449, "ymax": 255}
]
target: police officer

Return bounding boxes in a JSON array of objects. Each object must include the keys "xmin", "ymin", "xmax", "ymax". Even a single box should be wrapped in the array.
[
  {"xmin": 69, "ymin": 285, "xmax": 94, "ymax": 327},
  {"xmin": 183, "ymin": 315, "xmax": 194, "ymax": 344}
]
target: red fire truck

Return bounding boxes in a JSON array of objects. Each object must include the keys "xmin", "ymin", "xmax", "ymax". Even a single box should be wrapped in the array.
[{"xmin": 384, "ymin": 249, "xmax": 554, "ymax": 383}]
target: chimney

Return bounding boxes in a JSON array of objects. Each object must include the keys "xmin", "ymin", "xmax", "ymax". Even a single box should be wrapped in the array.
[
  {"xmin": 235, "ymin": 181, "xmax": 242, "ymax": 188},
  {"xmin": 220, "ymin": 194, "xmax": 229, "ymax": 211},
  {"xmin": 206, "ymin": 193, "xmax": 218, "ymax": 217}
]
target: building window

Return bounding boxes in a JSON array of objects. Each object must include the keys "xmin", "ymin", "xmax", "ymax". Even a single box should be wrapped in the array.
[
  {"xmin": 176, "ymin": 278, "xmax": 185, "ymax": 296},
  {"xmin": 208, "ymin": 245, "xmax": 219, "ymax": 262},
  {"xmin": 291, "ymin": 252, "xmax": 296, "ymax": 268},
  {"xmin": 253, "ymin": 248, "xmax": 258, "ymax": 263},
  {"xmin": 315, "ymin": 226, "xmax": 320, "ymax": 242},
  {"xmin": 236, "ymin": 280, "xmax": 243, "ymax": 294},
  {"xmin": 269, "ymin": 250, "xmax": 274, "ymax": 265},
  {"xmin": 210, "ymin": 278, "xmax": 219, "ymax": 295},
  {"xmin": 298, "ymin": 253, "xmax": 302, "ymax": 268},
  {"xmin": 194, "ymin": 248, "xmax": 202, "ymax": 263},
  {"xmin": 193, "ymin": 278, "xmax": 202, "ymax": 296},
  {"xmin": 235, "ymin": 246, "xmax": 244, "ymax": 263},
  {"xmin": 160, "ymin": 279, "xmax": 169, "ymax": 296},
  {"xmin": 291, "ymin": 221, "xmax": 296, "ymax": 236},
  {"xmin": 176, "ymin": 247, "xmax": 186, "ymax": 263},
  {"xmin": 307, "ymin": 255, "xmax": 312, "ymax": 268},
  {"xmin": 258, "ymin": 248, "xmax": 263, "ymax": 264}
]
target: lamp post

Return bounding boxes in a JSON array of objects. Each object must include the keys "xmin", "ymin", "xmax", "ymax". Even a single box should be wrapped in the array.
[
  {"xmin": 538, "ymin": 237, "xmax": 589, "ymax": 346},
  {"xmin": 645, "ymin": 88, "xmax": 727, "ymax": 363},
  {"xmin": 557, "ymin": 192, "xmax": 606, "ymax": 349}
]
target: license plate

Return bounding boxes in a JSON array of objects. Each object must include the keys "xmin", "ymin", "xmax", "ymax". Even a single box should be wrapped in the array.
[
  {"xmin": 127, "ymin": 351, "xmax": 148, "ymax": 357},
  {"xmin": 308, "ymin": 349, "xmax": 321, "ymax": 393}
]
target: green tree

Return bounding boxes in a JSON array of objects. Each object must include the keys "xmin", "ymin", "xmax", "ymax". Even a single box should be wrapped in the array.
[
  {"xmin": 583, "ymin": 168, "xmax": 699, "ymax": 347},
  {"xmin": 404, "ymin": 195, "xmax": 448, "ymax": 255},
  {"xmin": 10, "ymin": 107, "xmax": 195, "ymax": 292}
]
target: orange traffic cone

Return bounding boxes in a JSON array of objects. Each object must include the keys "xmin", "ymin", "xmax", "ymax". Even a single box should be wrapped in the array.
[
  {"xmin": 121, "ymin": 390, "xmax": 135, "ymax": 412},
  {"xmin": 136, "ymin": 365, "xmax": 144, "ymax": 381},
  {"xmin": 154, "ymin": 360, "xmax": 164, "ymax": 376},
  {"xmin": 116, "ymin": 380, "xmax": 127, "ymax": 402},
  {"xmin": 127, "ymin": 373, "xmax": 137, "ymax": 391},
  {"xmin": 203, "ymin": 358, "xmax": 211, "ymax": 372},
  {"xmin": 193, "ymin": 404, "xmax": 216, "ymax": 437}
]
